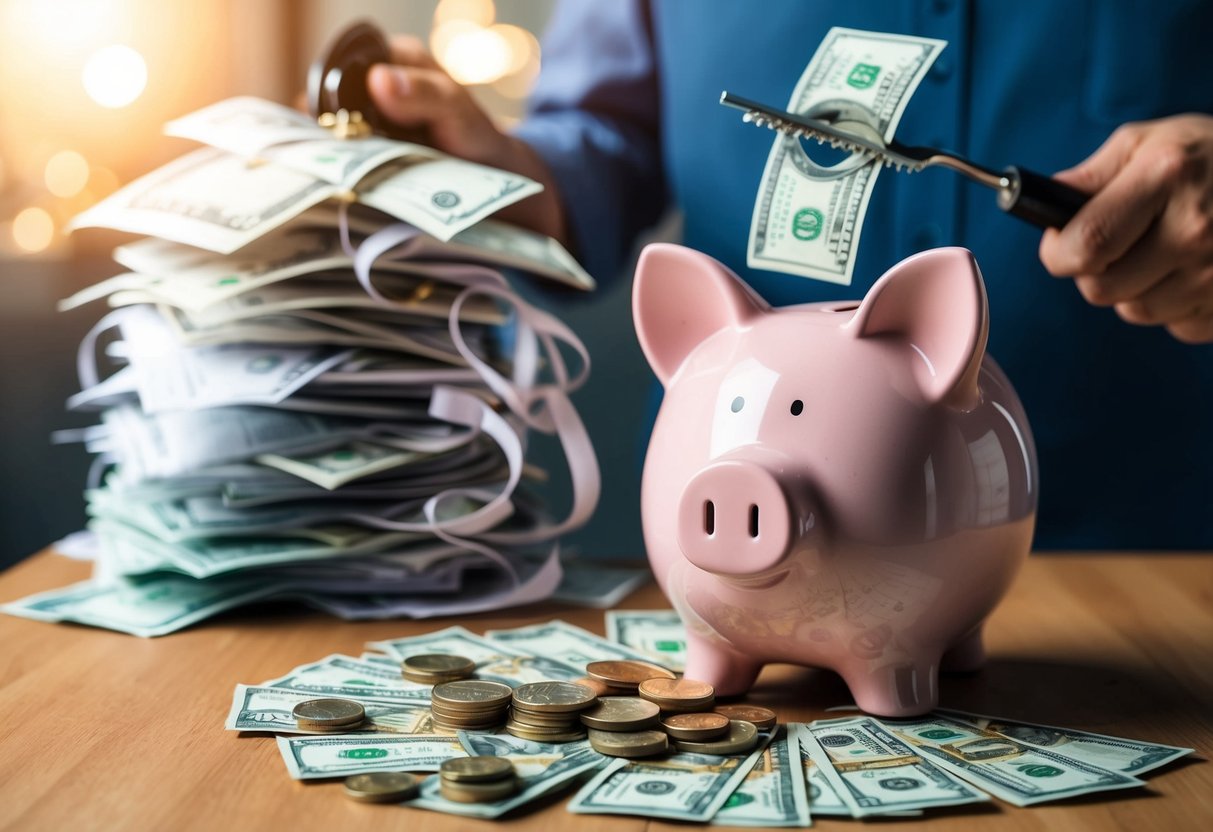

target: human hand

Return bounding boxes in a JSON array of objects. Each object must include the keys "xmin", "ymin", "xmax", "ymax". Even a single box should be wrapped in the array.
[
  {"xmin": 367, "ymin": 35, "xmax": 568, "ymax": 245},
  {"xmin": 1038, "ymin": 114, "xmax": 1213, "ymax": 344}
]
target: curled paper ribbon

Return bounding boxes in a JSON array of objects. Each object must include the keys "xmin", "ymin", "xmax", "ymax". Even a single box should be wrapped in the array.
[{"xmin": 351, "ymin": 221, "xmax": 601, "ymax": 558}]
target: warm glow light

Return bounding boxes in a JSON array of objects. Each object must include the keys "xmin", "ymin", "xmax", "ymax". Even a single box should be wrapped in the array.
[
  {"xmin": 491, "ymin": 24, "xmax": 538, "ymax": 75},
  {"xmin": 82, "ymin": 44, "xmax": 147, "ymax": 108},
  {"xmin": 12, "ymin": 207, "xmax": 55, "ymax": 252},
  {"xmin": 433, "ymin": 0, "xmax": 495, "ymax": 27},
  {"xmin": 429, "ymin": 19, "xmax": 480, "ymax": 62},
  {"xmin": 44, "ymin": 150, "xmax": 91, "ymax": 198},
  {"xmin": 493, "ymin": 53, "xmax": 541, "ymax": 100},
  {"xmin": 440, "ymin": 27, "xmax": 512, "ymax": 85}
]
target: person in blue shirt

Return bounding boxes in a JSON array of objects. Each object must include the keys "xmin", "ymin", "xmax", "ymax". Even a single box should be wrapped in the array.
[{"xmin": 367, "ymin": 1, "xmax": 1213, "ymax": 550}]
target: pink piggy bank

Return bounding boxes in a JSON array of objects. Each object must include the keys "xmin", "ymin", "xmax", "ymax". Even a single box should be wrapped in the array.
[{"xmin": 634, "ymin": 244, "xmax": 1037, "ymax": 717}]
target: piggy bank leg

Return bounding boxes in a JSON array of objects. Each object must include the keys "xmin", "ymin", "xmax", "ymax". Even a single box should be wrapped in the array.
[
  {"xmin": 941, "ymin": 625, "xmax": 986, "ymax": 673},
  {"xmin": 683, "ymin": 632, "xmax": 763, "ymax": 696},
  {"xmin": 841, "ymin": 656, "xmax": 941, "ymax": 717}
]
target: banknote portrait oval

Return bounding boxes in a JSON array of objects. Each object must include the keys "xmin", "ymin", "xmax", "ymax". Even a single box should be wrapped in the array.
[
  {"xmin": 879, "ymin": 777, "xmax": 922, "ymax": 791},
  {"xmin": 636, "ymin": 781, "xmax": 677, "ymax": 795},
  {"xmin": 432, "ymin": 191, "xmax": 461, "ymax": 208}
]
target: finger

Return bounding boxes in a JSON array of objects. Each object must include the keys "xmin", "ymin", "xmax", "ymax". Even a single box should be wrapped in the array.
[
  {"xmin": 1115, "ymin": 265, "xmax": 1213, "ymax": 325},
  {"xmin": 1069, "ymin": 221, "xmax": 1171, "ymax": 306},
  {"xmin": 387, "ymin": 34, "xmax": 443, "ymax": 71},
  {"xmin": 367, "ymin": 65, "xmax": 461, "ymax": 126},
  {"xmin": 1040, "ymin": 144, "xmax": 1174, "ymax": 277},
  {"xmin": 1165, "ymin": 314, "xmax": 1213, "ymax": 344}
]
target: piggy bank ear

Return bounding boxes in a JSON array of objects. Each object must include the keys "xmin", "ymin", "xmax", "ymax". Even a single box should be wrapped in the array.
[
  {"xmin": 848, "ymin": 247, "xmax": 988, "ymax": 409},
  {"xmin": 633, "ymin": 243, "xmax": 768, "ymax": 385}
]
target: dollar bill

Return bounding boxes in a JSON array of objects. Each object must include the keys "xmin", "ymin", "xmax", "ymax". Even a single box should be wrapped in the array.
[
  {"xmin": 0, "ymin": 573, "xmax": 277, "ymax": 637},
  {"xmin": 885, "ymin": 713, "xmax": 1146, "ymax": 806},
  {"xmin": 409, "ymin": 733, "xmax": 606, "ymax": 818},
  {"xmin": 276, "ymin": 734, "xmax": 466, "ymax": 780},
  {"xmin": 225, "ymin": 684, "xmax": 434, "ymax": 733},
  {"xmin": 605, "ymin": 609, "xmax": 687, "ymax": 671},
  {"xmin": 255, "ymin": 442, "xmax": 429, "ymax": 490},
  {"xmin": 800, "ymin": 717, "xmax": 989, "ymax": 816},
  {"xmin": 567, "ymin": 740, "xmax": 772, "ymax": 822},
  {"xmin": 748, "ymin": 28, "xmax": 946, "ymax": 284},
  {"xmin": 262, "ymin": 654, "xmax": 432, "ymax": 702},
  {"xmin": 711, "ymin": 727, "xmax": 812, "ymax": 827},
  {"xmin": 70, "ymin": 148, "xmax": 334, "ymax": 254},
  {"xmin": 483, "ymin": 619, "xmax": 667, "ymax": 673},
  {"xmin": 367, "ymin": 625, "xmax": 585, "ymax": 685},
  {"xmin": 939, "ymin": 709, "xmax": 1194, "ymax": 776},
  {"xmin": 790, "ymin": 725, "xmax": 853, "ymax": 817},
  {"xmin": 546, "ymin": 561, "xmax": 650, "ymax": 609}
]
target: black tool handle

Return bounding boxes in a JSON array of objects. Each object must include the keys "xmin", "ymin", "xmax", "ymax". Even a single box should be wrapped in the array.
[{"xmin": 997, "ymin": 166, "xmax": 1090, "ymax": 229}]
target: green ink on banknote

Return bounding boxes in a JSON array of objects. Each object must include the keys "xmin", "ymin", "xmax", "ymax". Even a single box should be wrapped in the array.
[
  {"xmin": 792, "ymin": 208, "xmax": 824, "ymax": 241},
  {"xmin": 847, "ymin": 63, "xmax": 881, "ymax": 89}
]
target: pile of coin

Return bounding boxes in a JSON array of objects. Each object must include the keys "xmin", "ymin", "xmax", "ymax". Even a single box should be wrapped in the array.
[
  {"xmin": 507, "ymin": 681, "xmax": 598, "ymax": 742},
  {"xmin": 439, "ymin": 756, "xmax": 518, "ymax": 803},
  {"xmin": 430, "ymin": 680, "xmax": 514, "ymax": 731},
  {"xmin": 401, "ymin": 654, "xmax": 476, "ymax": 685},
  {"xmin": 292, "ymin": 698, "xmax": 366, "ymax": 732}
]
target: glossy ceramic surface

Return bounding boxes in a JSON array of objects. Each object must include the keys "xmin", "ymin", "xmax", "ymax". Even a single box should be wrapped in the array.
[{"xmin": 634, "ymin": 243, "xmax": 1037, "ymax": 717}]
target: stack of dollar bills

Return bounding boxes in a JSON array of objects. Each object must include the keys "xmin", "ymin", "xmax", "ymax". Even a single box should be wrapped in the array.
[
  {"xmin": 226, "ymin": 617, "xmax": 1192, "ymax": 823},
  {"xmin": 2, "ymin": 97, "xmax": 605, "ymax": 635}
]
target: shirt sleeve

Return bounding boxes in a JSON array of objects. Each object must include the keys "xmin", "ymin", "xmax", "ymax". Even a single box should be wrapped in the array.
[{"xmin": 511, "ymin": 0, "xmax": 668, "ymax": 283}]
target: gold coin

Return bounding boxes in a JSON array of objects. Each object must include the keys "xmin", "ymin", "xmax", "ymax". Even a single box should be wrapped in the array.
[
  {"xmin": 661, "ymin": 712, "xmax": 731, "ymax": 741},
  {"xmin": 585, "ymin": 660, "xmax": 676, "ymax": 688},
  {"xmin": 431, "ymin": 680, "xmax": 513, "ymax": 711},
  {"xmin": 291, "ymin": 698, "xmax": 366, "ymax": 727},
  {"xmin": 638, "ymin": 677, "xmax": 715, "ymax": 710},
  {"xmin": 439, "ymin": 755, "xmax": 516, "ymax": 783},
  {"xmin": 511, "ymin": 681, "xmax": 598, "ymax": 713},
  {"xmin": 579, "ymin": 696, "xmax": 661, "ymax": 731},
  {"xmin": 401, "ymin": 654, "xmax": 475, "ymax": 683},
  {"xmin": 342, "ymin": 771, "xmax": 421, "ymax": 803},
  {"xmin": 671, "ymin": 720, "xmax": 759, "ymax": 755},
  {"xmin": 505, "ymin": 723, "xmax": 587, "ymax": 743},
  {"xmin": 439, "ymin": 776, "xmax": 518, "ymax": 804},
  {"xmin": 713, "ymin": 704, "xmax": 777, "ymax": 731},
  {"xmin": 588, "ymin": 727, "xmax": 669, "ymax": 758}
]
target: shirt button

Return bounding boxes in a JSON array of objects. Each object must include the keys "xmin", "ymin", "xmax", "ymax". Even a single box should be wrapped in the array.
[{"xmin": 912, "ymin": 223, "xmax": 942, "ymax": 250}]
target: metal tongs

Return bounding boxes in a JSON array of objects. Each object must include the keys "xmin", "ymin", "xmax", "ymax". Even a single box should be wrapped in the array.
[{"xmin": 721, "ymin": 91, "xmax": 1088, "ymax": 229}]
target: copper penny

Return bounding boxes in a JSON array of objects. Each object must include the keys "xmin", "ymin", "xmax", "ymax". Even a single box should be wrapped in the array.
[
  {"xmin": 714, "ymin": 704, "xmax": 777, "ymax": 731},
  {"xmin": 638, "ymin": 677, "xmax": 715, "ymax": 704},
  {"xmin": 586, "ymin": 660, "xmax": 676, "ymax": 687},
  {"xmin": 661, "ymin": 711, "xmax": 731, "ymax": 741}
]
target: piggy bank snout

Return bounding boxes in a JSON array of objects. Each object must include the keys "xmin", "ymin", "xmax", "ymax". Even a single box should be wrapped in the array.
[{"xmin": 676, "ymin": 460, "xmax": 798, "ymax": 576}]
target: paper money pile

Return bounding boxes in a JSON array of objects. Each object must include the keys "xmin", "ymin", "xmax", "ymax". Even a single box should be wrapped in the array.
[
  {"xmin": 2, "ymin": 97, "xmax": 606, "ymax": 635},
  {"xmin": 748, "ymin": 28, "xmax": 946, "ymax": 285},
  {"xmin": 226, "ymin": 617, "xmax": 1191, "ymax": 823}
]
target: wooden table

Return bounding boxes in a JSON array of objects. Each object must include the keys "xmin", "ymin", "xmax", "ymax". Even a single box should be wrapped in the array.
[{"xmin": 0, "ymin": 551, "xmax": 1209, "ymax": 831}]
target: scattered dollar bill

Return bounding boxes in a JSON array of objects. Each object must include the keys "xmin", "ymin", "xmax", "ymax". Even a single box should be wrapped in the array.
[
  {"xmin": 790, "ymin": 724, "xmax": 853, "ymax": 817},
  {"xmin": 799, "ymin": 717, "xmax": 989, "ymax": 816},
  {"xmin": 605, "ymin": 608, "xmax": 687, "ymax": 671},
  {"xmin": 276, "ymin": 733, "xmax": 467, "ymax": 780},
  {"xmin": 711, "ymin": 727, "xmax": 812, "ymax": 827},
  {"xmin": 548, "ymin": 561, "xmax": 650, "ymax": 609},
  {"xmin": 885, "ymin": 713, "xmax": 1146, "ymax": 806},
  {"xmin": 225, "ymin": 685, "xmax": 435, "ymax": 734},
  {"xmin": 567, "ymin": 740, "xmax": 772, "ymax": 822},
  {"xmin": 483, "ymin": 619, "xmax": 666, "ymax": 673},
  {"xmin": 748, "ymin": 28, "xmax": 946, "ymax": 284},
  {"xmin": 408, "ymin": 733, "xmax": 607, "ymax": 818},
  {"xmin": 939, "ymin": 709, "xmax": 1194, "ymax": 776},
  {"xmin": 366, "ymin": 625, "xmax": 585, "ymax": 685},
  {"xmin": 262, "ymin": 654, "xmax": 432, "ymax": 702}
]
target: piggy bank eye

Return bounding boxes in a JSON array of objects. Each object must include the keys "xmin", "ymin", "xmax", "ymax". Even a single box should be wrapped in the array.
[
  {"xmin": 730, "ymin": 396, "xmax": 745, "ymax": 413},
  {"xmin": 790, "ymin": 399, "xmax": 804, "ymax": 416}
]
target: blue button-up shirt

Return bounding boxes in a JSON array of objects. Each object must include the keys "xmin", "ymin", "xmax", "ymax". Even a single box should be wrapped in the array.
[{"xmin": 514, "ymin": 0, "xmax": 1213, "ymax": 549}]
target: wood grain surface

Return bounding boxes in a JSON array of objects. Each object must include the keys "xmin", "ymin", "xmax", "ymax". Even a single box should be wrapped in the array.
[{"xmin": 0, "ymin": 551, "xmax": 1209, "ymax": 831}]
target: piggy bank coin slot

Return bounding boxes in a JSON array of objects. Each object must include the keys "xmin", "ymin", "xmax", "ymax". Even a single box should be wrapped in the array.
[
  {"xmin": 705, "ymin": 501, "xmax": 715, "ymax": 536},
  {"xmin": 749, "ymin": 504, "xmax": 760, "ymax": 538}
]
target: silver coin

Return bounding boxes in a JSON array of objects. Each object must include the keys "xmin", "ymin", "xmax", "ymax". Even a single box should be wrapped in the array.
[
  {"xmin": 291, "ymin": 698, "xmax": 366, "ymax": 726},
  {"xmin": 511, "ymin": 681, "xmax": 598, "ymax": 713}
]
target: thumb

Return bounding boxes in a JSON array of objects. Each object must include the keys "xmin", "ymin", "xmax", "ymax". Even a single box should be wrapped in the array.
[
  {"xmin": 1053, "ymin": 125, "xmax": 1144, "ymax": 194},
  {"xmin": 367, "ymin": 63, "xmax": 412, "ymax": 121}
]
